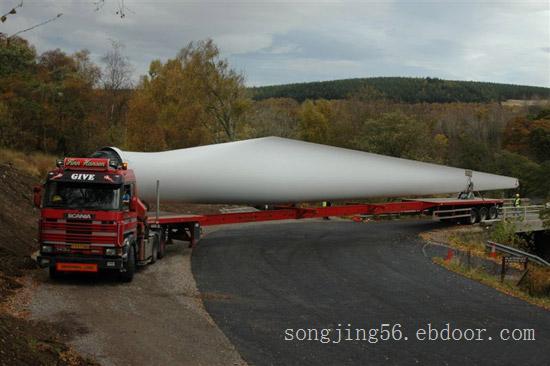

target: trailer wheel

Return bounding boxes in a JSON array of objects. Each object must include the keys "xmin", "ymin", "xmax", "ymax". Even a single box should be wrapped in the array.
[
  {"xmin": 149, "ymin": 232, "xmax": 160, "ymax": 263},
  {"xmin": 120, "ymin": 245, "xmax": 135, "ymax": 282},
  {"xmin": 488, "ymin": 205, "xmax": 498, "ymax": 220},
  {"xmin": 478, "ymin": 207, "xmax": 488, "ymax": 222},
  {"xmin": 462, "ymin": 208, "xmax": 478, "ymax": 225}
]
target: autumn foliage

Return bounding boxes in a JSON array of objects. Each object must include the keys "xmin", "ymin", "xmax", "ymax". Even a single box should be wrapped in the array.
[{"xmin": 0, "ymin": 35, "xmax": 549, "ymax": 198}]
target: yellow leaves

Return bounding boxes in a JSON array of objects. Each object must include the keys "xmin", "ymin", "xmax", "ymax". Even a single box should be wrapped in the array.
[
  {"xmin": 298, "ymin": 100, "xmax": 330, "ymax": 144},
  {"xmin": 148, "ymin": 59, "xmax": 162, "ymax": 79},
  {"xmin": 127, "ymin": 39, "xmax": 251, "ymax": 149},
  {"xmin": 432, "ymin": 133, "xmax": 449, "ymax": 163}
]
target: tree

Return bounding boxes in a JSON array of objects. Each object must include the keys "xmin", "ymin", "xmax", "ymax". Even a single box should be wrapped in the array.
[
  {"xmin": 503, "ymin": 111, "xmax": 550, "ymax": 162},
  {"xmin": 74, "ymin": 49, "xmax": 101, "ymax": 87},
  {"xmin": 102, "ymin": 40, "xmax": 132, "ymax": 91},
  {"xmin": 356, "ymin": 112, "xmax": 435, "ymax": 161},
  {"xmin": 0, "ymin": 35, "xmax": 35, "ymax": 77},
  {"xmin": 178, "ymin": 40, "xmax": 249, "ymax": 141},
  {"xmin": 0, "ymin": 36, "xmax": 38, "ymax": 149},
  {"xmin": 348, "ymin": 84, "xmax": 385, "ymax": 101},
  {"xmin": 492, "ymin": 150, "xmax": 540, "ymax": 197},
  {"xmin": 529, "ymin": 127, "xmax": 550, "ymax": 163},
  {"xmin": 37, "ymin": 49, "xmax": 99, "ymax": 154},
  {"xmin": 298, "ymin": 100, "xmax": 330, "ymax": 144},
  {"xmin": 101, "ymin": 40, "xmax": 133, "ymax": 145},
  {"xmin": 127, "ymin": 39, "xmax": 250, "ymax": 150},
  {"xmin": 247, "ymin": 98, "xmax": 300, "ymax": 138}
]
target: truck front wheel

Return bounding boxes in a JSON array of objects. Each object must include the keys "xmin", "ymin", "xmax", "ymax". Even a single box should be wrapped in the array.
[
  {"xmin": 120, "ymin": 245, "xmax": 135, "ymax": 282},
  {"xmin": 151, "ymin": 241, "xmax": 158, "ymax": 264},
  {"xmin": 49, "ymin": 266, "xmax": 60, "ymax": 280},
  {"xmin": 157, "ymin": 237, "xmax": 166, "ymax": 259}
]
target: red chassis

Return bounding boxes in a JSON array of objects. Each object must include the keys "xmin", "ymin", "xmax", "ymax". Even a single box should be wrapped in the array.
[{"xmin": 148, "ymin": 198, "xmax": 504, "ymax": 248}]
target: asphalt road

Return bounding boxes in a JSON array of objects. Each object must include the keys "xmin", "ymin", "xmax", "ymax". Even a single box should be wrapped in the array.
[{"xmin": 192, "ymin": 219, "xmax": 550, "ymax": 366}]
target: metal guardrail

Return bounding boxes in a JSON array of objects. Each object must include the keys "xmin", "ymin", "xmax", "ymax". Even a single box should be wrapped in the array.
[
  {"xmin": 499, "ymin": 205, "xmax": 545, "ymax": 222},
  {"xmin": 502, "ymin": 198, "xmax": 531, "ymax": 207},
  {"xmin": 486, "ymin": 241, "xmax": 550, "ymax": 267}
]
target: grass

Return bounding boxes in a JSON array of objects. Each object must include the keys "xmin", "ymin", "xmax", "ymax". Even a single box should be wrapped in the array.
[
  {"xmin": 434, "ymin": 257, "xmax": 550, "ymax": 310},
  {"xmin": 420, "ymin": 227, "xmax": 489, "ymax": 258},
  {"xmin": 0, "ymin": 148, "xmax": 57, "ymax": 178}
]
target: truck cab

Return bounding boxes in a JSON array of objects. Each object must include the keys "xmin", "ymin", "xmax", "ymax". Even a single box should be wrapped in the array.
[{"xmin": 36, "ymin": 157, "xmax": 162, "ymax": 282}]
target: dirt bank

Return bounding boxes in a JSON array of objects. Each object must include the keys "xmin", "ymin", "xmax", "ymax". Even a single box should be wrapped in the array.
[
  {"xmin": 0, "ymin": 163, "xmax": 95, "ymax": 365},
  {"xmin": 0, "ymin": 163, "xmax": 39, "ymax": 277}
]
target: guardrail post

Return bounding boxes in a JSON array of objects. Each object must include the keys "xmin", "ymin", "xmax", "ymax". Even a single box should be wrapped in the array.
[
  {"xmin": 485, "ymin": 240, "xmax": 550, "ymax": 267},
  {"xmin": 500, "ymin": 257, "xmax": 506, "ymax": 282}
]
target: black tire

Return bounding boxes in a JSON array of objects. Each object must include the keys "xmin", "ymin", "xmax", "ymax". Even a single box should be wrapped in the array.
[
  {"xmin": 157, "ymin": 236, "xmax": 166, "ymax": 259},
  {"xmin": 478, "ymin": 206, "xmax": 489, "ymax": 222},
  {"xmin": 49, "ymin": 266, "xmax": 60, "ymax": 280},
  {"xmin": 462, "ymin": 208, "xmax": 478, "ymax": 225},
  {"xmin": 120, "ymin": 245, "xmax": 135, "ymax": 282},
  {"xmin": 488, "ymin": 205, "xmax": 498, "ymax": 220},
  {"xmin": 150, "ymin": 236, "xmax": 158, "ymax": 264}
]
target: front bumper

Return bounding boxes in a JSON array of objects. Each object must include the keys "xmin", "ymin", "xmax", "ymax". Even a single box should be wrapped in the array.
[{"xmin": 37, "ymin": 254, "xmax": 124, "ymax": 271}]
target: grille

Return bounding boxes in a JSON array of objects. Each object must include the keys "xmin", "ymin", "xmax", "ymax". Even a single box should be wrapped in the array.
[{"xmin": 41, "ymin": 219, "xmax": 118, "ymax": 245}]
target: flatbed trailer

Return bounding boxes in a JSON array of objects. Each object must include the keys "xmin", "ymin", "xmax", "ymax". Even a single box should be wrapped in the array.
[
  {"xmin": 35, "ymin": 155, "xmax": 506, "ymax": 281},
  {"xmin": 148, "ymin": 197, "xmax": 504, "ymax": 248}
]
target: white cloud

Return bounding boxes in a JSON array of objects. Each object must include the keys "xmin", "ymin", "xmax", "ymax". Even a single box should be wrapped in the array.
[
  {"xmin": 1, "ymin": 0, "xmax": 548, "ymax": 87},
  {"xmin": 215, "ymin": 33, "xmax": 273, "ymax": 55}
]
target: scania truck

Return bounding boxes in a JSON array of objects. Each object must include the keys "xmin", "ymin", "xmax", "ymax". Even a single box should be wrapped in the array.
[{"xmin": 35, "ymin": 150, "xmax": 503, "ymax": 282}]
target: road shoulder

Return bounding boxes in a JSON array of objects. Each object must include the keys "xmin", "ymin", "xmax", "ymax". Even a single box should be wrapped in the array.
[{"xmin": 24, "ymin": 243, "xmax": 246, "ymax": 366}]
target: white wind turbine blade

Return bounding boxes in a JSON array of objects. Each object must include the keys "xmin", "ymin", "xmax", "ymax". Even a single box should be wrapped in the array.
[{"xmin": 98, "ymin": 137, "xmax": 518, "ymax": 204}]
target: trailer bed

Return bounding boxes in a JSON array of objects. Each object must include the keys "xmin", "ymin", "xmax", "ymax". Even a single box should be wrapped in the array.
[{"xmin": 147, "ymin": 198, "xmax": 504, "ymax": 227}]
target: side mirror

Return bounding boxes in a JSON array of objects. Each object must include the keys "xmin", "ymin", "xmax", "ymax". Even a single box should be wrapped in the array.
[{"xmin": 33, "ymin": 185, "xmax": 42, "ymax": 208}]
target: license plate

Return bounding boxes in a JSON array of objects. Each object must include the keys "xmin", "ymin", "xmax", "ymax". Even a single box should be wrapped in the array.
[
  {"xmin": 56, "ymin": 263, "xmax": 98, "ymax": 272},
  {"xmin": 71, "ymin": 243, "xmax": 90, "ymax": 250}
]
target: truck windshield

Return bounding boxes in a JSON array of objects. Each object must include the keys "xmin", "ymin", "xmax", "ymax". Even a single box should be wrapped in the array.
[{"xmin": 44, "ymin": 182, "xmax": 121, "ymax": 210}]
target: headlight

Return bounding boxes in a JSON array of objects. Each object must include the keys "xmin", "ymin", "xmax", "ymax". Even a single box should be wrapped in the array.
[
  {"xmin": 105, "ymin": 248, "xmax": 117, "ymax": 256},
  {"xmin": 41, "ymin": 245, "xmax": 53, "ymax": 253}
]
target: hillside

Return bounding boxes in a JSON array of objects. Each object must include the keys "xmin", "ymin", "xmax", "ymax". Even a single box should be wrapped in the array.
[
  {"xmin": 249, "ymin": 77, "xmax": 550, "ymax": 103},
  {"xmin": 0, "ymin": 164, "xmax": 97, "ymax": 366}
]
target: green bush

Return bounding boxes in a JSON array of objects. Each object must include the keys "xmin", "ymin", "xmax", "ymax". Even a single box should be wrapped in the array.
[
  {"xmin": 520, "ymin": 266, "xmax": 550, "ymax": 297},
  {"xmin": 490, "ymin": 220, "xmax": 528, "ymax": 248}
]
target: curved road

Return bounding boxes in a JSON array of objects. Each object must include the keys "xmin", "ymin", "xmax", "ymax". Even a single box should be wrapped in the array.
[{"xmin": 192, "ymin": 219, "xmax": 550, "ymax": 366}]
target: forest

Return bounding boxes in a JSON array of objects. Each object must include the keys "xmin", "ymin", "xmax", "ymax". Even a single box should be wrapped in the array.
[
  {"xmin": 250, "ymin": 77, "xmax": 550, "ymax": 103},
  {"xmin": 1, "ymin": 36, "xmax": 549, "ymax": 199}
]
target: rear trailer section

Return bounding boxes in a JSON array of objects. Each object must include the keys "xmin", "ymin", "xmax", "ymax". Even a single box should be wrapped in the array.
[
  {"xmin": 149, "ymin": 198, "xmax": 504, "ymax": 248},
  {"xmin": 413, "ymin": 198, "xmax": 502, "ymax": 224}
]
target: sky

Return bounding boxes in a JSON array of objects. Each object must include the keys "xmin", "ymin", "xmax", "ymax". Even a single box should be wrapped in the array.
[{"xmin": 1, "ymin": 0, "xmax": 549, "ymax": 87}]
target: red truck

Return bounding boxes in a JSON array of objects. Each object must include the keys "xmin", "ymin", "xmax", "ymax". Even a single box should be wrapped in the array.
[{"xmin": 35, "ymin": 152, "xmax": 504, "ymax": 282}]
